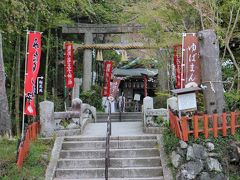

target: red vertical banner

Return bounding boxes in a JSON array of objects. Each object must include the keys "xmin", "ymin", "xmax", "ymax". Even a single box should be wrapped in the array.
[
  {"xmin": 65, "ymin": 42, "xmax": 74, "ymax": 88},
  {"xmin": 102, "ymin": 61, "xmax": 113, "ymax": 96},
  {"xmin": 24, "ymin": 32, "xmax": 42, "ymax": 116},
  {"xmin": 173, "ymin": 45, "xmax": 182, "ymax": 89},
  {"xmin": 182, "ymin": 33, "xmax": 201, "ymax": 88},
  {"xmin": 109, "ymin": 77, "xmax": 122, "ymax": 99}
]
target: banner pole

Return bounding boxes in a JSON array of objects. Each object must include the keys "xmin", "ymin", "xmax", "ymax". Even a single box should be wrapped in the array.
[{"xmin": 21, "ymin": 30, "xmax": 29, "ymax": 140}]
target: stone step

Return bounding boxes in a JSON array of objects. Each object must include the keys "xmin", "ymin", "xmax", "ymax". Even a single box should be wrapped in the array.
[
  {"xmin": 62, "ymin": 140, "xmax": 157, "ymax": 150},
  {"xmin": 64, "ymin": 135, "xmax": 157, "ymax": 142},
  {"xmin": 57, "ymin": 157, "xmax": 161, "ymax": 168},
  {"xmin": 60, "ymin": 148, "xmax": 160, "ymax": 159},
  {"xmin": 55, "ymin": 167, "xmax": 163, "ymax": 178},
  {"xmin": 96, "ymin": 119, "xmax": 142, "ymax": 122},
  {"xmin": 54, "ymin": 177, "xmax": 164, "ymax": 180}
]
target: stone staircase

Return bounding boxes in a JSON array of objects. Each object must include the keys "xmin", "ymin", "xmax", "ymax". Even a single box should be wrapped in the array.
[
  {"xmin": 96, "ymin": 112, "xmax": 142, "ymax": 123},
  {"xmin": 53, "ymin": 135, "xmax": 164, "ymax": 180}
]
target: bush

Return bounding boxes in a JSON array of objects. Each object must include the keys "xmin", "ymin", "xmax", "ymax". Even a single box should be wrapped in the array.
[
  {"xmin": 224, "ymin": 91, "xmax": 240, "ymax": 111},
  {"xmin": 80, "ymin": 85, "xmax": 103, "ymax": 111}
]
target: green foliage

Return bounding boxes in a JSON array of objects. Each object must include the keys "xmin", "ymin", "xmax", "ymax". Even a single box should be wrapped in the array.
[
  {"xmin": 162, "ymin": 128, "xmax": 179, "ymax": 155},
  {"xmin": 0, "ymin": 138, "xmax": 53, "ymax": 179},
  {"xmin": 154, "ymin": 91, "xmax": 170, "ymax": 108},
  {"xmin": 80, "ymin": 85, "xmax": 103, "ymax": 111},
  {"xmin": 224, "ymin": 91, "xmax": 240, "ymax": 111}
]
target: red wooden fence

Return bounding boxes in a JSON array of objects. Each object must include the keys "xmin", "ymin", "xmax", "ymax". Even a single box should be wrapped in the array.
[
  {"xmin": 169, "ymin": 110, "xmax": 240, "ymax": 141},
  {"xmin": 16, "ymin": 121, "xmax": 40, "ymax": 168}
]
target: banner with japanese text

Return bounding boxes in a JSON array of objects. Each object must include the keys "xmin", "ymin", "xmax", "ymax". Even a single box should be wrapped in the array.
[
  {"xmin": 182, "ymin": 33, "xmax": 201, "ymax": 88},
  {"xmin": 65, "ymin": 42, "xmax": 74, "ymax": 88},
  {"xmin": 24, "ymin": 32, "xmax": 42, "ymax": 116},
  {"xmin": 102, "ymin": 61, "xmax": 113, "ymax": 97},
  {"xmin": 173, "ymin": 45, "xmax": 182, "ymax": 89},
  {"xmin": 109, "ymin": 77, "xmax": 122, "ymax": 99}
]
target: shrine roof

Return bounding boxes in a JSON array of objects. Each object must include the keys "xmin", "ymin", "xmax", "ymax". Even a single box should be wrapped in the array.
[{"xmin": 113, "ymin": 68, "xmax": 158, "ymax": 77}]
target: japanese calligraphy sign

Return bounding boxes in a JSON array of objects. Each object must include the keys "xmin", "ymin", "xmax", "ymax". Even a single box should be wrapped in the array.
[
  {"xmin": 35, "ymin": 76, "xmax": 44, "ymax": 95},
  {"xmin": 24, "ymin": 32, "xmax": 42, "ymax": 116},
  {"xmin": 102, "ymin": 61, "xmax": 113, "ymax": 97},
  {"xmin": 109, "ymin": 77, "xmax": 122, "ymax": 99},
  {"xmin": 182, "ymin": 33, "xmax": 201, "ymax": 88},
  {"xmin": 64, "ymin": 42, "xmax": 74, "ymax": 88},
  {"xmin": 173, "ymin": 45, "xmax": 182, "ymax": 89}
]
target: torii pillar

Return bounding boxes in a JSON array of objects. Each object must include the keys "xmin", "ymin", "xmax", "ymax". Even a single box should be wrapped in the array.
[{"xmin": 62, "ymin": 23, "xmax": 143, "ymax": 91}]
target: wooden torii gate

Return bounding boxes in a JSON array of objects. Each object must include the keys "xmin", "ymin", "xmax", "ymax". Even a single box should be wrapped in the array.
[{"xmin": 62, "ymin": 23, "xmax": 144, "ymax": 91}]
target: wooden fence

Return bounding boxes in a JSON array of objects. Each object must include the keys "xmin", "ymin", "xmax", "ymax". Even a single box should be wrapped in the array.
[
  {"xmin": 16, "ymin": 122, "xmax": 40, "ymax": 168},
  {"xmin": 169, "ymin": 110, "xmax": 240, "ymax": 141}
]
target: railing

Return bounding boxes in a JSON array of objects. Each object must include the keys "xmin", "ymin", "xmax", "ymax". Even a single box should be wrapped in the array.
[
  {"xmin": 16, "ymin": 121, "xmax": 40, "ymax": 168},
  {"xmin": 169, "ymin": 109, "xmax": 240, "ymax": 141},
  {"xmin": 105, "ymin": 101, "xmax": 112, "ymax": 180}
]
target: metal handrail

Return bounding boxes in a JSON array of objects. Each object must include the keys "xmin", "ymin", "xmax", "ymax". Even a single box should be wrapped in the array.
[{"xmin": 105, "ymin": 101, "xmax": 111, "ymax": 180}]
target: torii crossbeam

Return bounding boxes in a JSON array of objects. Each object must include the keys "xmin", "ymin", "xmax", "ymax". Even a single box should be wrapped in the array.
[{"xmin": 62, "ymin": 23, "xmax": 143, "ymax": 91}]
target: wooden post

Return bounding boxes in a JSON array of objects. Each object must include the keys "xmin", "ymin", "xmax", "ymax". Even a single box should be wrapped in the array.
[
  {"xmin": 230, "ymin": 111, "xmax": 236, "ymax": 135},
  {"xmin": 144, "ymin": 76, "xmax": 147, "ymax": 97},
  {"xmin": 213, "ymin": 113, "xmax": 218, "ymax": 138},
  {"xmin": 193, "ymin": 115, "xmax": 199, "ymax": 140},
  {"xmin": 222, "ymin": 112, "xmax": 227, "ymax": 137},
  {"xmin": 181, "ymin": 116, "xmax": 189, "ymax": 141},
  {"xmin": 203, "ymin": 114, "xmax": 209, "ymax": 139},
  {"xmin": 198, "ymin": 30, "xmax": 225, "ymax": 115}
]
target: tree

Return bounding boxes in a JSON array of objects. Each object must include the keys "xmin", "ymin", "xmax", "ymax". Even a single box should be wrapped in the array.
[{"xmin": 0, "ymin": 33, "xmax": 11, "ymax": 137}]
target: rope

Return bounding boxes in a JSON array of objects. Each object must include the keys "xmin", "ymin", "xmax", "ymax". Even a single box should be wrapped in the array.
[{"xmin": 75, "ymin": 43, "xmax": 158, "ymax": 50}]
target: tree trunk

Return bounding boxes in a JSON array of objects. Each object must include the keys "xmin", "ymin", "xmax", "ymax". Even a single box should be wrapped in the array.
[
  {"xmin": 198, "ymin": 30, "xmax": 225, "ymax": 114},
  {"xmin": 44, "ymin": 29, "xmax": 51, "ymax": 101},
  {"xmin": 9, "ymin": 36, "xmax": 18, "ymax": 135},
  {"xmin": 0, "ymin": 33, "xmax": 11, "ymax": 136},
  {"xmin": 15, "ymin": 35, "xmax": 21, "ymax": 136}
]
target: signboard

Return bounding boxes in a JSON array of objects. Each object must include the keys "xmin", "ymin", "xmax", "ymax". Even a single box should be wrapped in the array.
[
  {"xmin": 182, "ymin": 33, "xmax": 201, "ymax": 88},
  {"xmin": 24, "ymin": 32, "xmax": 42, "ymax": 116},
  {"xmin": 173, "ymin": 45, "xmax": 182, "ymax": 89},
  {"xmin": 64, "ymin": 42, "xmax": 74, "ymax": 88},
  {"xmin": 35, "ymin": 76, "xmax": 44, "ymax": 95},
  {"xmin": 102, "ymin": 61, "xmax": 113, "ymax": 96},
  {"xmin": 178, "ymin": 93, "xmax": 197, "ymax": 111}
]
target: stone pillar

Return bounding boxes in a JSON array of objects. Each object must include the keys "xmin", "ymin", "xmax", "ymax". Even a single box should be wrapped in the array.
[
  {"xmin": 40, "ymin": 101, "xmax": 55, "ymax": 137},
  {"xmin": 72, "ymin": 78, "xmax": 82, "ymax": 99},
  {"xmin": 143, "ymin": 96, "xmax": 154, "ymax": 110},
  {"xmin": 198, "ymin": 30, "xmax": 225, "ymax": 114},
  {"xmin": 83, "ymin": 32, "xmax": 93, "ymax": 91}
]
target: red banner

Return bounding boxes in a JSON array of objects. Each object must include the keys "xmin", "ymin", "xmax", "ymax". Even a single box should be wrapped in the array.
[
  {"xmin": 24, "ymin": 32, "xmax": 42, "ymax": 116},
  {"xmin": 102, "ymin": 61, "xmax": 113, "ymax": 96},
  {"xmin": 109, "ymin": 77, "xmax": 122, "ymax": 99},
  {"xmin": 65, "ymin": 42, "xmax": 74, "ymax": 88},
  {"xmin": 173, "ymin": 45, "xmax": 182, "ymax": 89},
  {"xmin": 182, "ymin": 33, "xmax": 201, "ymax": 88}
]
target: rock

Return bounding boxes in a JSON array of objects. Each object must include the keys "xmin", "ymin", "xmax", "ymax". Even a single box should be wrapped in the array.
[
  {"xmin": 206, "ymin": 158, "xmax": 222, "ymax": 172},
  {"xmin": 208, "ymin": 153, "xmax": 219, "ymax": 158},
  {"xmin": 180, "ymin": 140, "xmax": 188, "ymax": 149},
  {"xmin": 171, "ymin": 151, "xmax": 182, "ymax": 168},
  {"xmin": 72, "ymin": 98, "xmax": 82, "ymax": 111},
  {"xmin": 212, "ymin": 173, "xmax": 227, "ymax": 180},
  {"xmin": 228, "ymin": 141, "xmax": 240, "ymax": 163},
  {"xmin": 206, "ymin": 142, "xmax": 215, "ymax": 151},
  {"xmin": 198, "ymin": 172, "xmax": 211, "ymax": 180},
  {"xmin": 187, "ymin": 146, "xmax": 195, "ymax": 161},
  {"xmin": 66, "ymin": 122, "xmax": 79, "ymax": 129},
  {"xmin": 193, "ymin": 144, "xmax": 208, "ymax": 160},
  {"xmin": 178, "ymin": 160, "xmax": 204, "ymax": 179},
  {"xmin": 176, "ymin": 147, "xmax": 186, "ymax": 157}
]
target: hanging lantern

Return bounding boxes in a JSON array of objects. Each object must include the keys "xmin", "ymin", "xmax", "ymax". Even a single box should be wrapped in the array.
[
  {"xmin": 96, "ymin": 49, "xmax": 103, "ymax": 61},
  {"xmin": 121, "ymin": 50, "xmax": 128, "ymax": 62}
]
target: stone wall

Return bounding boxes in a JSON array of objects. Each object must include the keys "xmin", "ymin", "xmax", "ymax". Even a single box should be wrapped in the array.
[{"xmin": 170, "ymin": 140, "xmax": 227, "ymax": 180}]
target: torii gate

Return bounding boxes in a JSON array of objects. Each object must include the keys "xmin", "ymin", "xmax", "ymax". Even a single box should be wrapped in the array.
[{"xmin": 62, "ymin": 23, "xmax": 144, "ymax": 91}]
